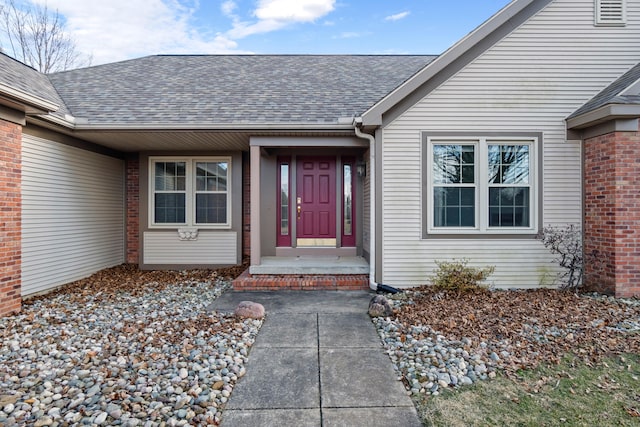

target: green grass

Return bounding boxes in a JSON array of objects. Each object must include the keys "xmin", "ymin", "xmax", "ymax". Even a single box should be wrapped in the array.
[{"xmin": 416, "ymin": 353, "xmax": 640, "ymax": 427}]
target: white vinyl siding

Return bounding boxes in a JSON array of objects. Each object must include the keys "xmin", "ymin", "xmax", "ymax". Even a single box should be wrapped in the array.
[
  {"xmin": 21, "ymin": 134, "xmax": 125, "ymax": 296},
  {"xmin": 143, "ymin": 231, "xmax": 237, "ymax": 264},
  {"xmin": 380, "ymin": 0, "xmax": 640, "ymax": 288}
]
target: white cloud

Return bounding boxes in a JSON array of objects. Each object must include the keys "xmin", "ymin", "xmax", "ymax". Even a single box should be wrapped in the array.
[
  {"xmin": 254, "ymin": 0, "xmax": 334, "ymax": 23},
  {"xmin": 332, "ymin": 31, "xmax": 368, "ymax": 39},
  {"xmin": 26, "ymin": 0, "xmax": 249, "ymax": 65},
  {"xmin": 226, "ymin": 0, "xmax": 335, "ymax": 39},
  {"xmin": 385, "ymin": 11, "xmax": 410, "ymax": 22},
  {"xmin": 221, "ymin": 0, "xmax": 237, "ymax": 17},
  {"xmin": 225, "ymin": 19, "xmax": 284, "ymax": 39},
  {"xmin": 22, "ymin": 0, "xmax": 336, "ymax": 65}
]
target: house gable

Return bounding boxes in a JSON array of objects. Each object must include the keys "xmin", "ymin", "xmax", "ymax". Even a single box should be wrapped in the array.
[
  {"xmin": 360, "ymin": 0, "xmax": 554, "ymax": 127},
  {"xmin": 376, "ymin": 0, "xmax": 640, "ymax": 289}
]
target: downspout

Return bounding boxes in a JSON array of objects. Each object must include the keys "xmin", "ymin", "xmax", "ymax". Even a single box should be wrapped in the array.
[{"xmin": 353, "ymin": 119, "xmax": 380, "ymax": 292}]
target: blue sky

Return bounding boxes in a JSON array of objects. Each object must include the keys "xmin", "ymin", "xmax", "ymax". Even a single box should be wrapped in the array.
[{"xmin": 24, "ymin": 0, "xmax": 512, "ymax": 65}]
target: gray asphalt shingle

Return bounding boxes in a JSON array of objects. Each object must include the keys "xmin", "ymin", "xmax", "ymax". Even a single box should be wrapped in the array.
[
  {"xmin": 569, "ymin": 62, "xmax": 640, "ymax": 118},
  {"xmin": 0, "ymin": 53, "xmax": 69, "ymax": 115},
  {"xmin": 47, "ymin": 55, "xmax": 436, "ymax": 125}
]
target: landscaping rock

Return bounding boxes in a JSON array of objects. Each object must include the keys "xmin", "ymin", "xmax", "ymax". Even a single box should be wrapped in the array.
[
  {"xmin": 372, "ymin": 287, "xmax": 640, "ymax": 397},
  {"xmin": 0, "ymin": 270, "xmax": 262, "ymax": 426},
  {"xmin": 368, "ymin": 295, "xmax": 393, "ymax": 317},
  {"xmin": 234, "ymin": 301, "xmax": 265, "ymax": 319}
]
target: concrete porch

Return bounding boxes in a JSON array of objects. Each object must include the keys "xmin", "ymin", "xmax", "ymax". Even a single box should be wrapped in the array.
[
  {"xmin": 233, "ymin": 256, "xmax": 370, "ymax": 291},
  {"xmin": 249, "ymin": 256, "xmax": 369, "ymax": 275}
]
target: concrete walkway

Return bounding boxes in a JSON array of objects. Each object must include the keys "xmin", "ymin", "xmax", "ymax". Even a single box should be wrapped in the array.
[{"xmin": 208, "ymin": 291, "xmax": 422, "ymax": 427}]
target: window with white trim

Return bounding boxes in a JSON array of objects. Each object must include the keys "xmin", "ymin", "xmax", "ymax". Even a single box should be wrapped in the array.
[
  {"xmin": 150, "ymin": 157, "xmax": 231, "ymax": 228},
  {"xmin": 425, "ymin": 136, "xmax": 537, "ymax": 235}
]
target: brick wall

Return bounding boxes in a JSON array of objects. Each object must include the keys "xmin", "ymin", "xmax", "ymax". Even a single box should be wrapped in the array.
[
  {"xmin": 126, "ymin": 155, "xmax": 140, "ymax": 264},
  {"xmin": 0, "ymin": 119, "xmax": 22, "ymax": 316},
  {"xmin": 584, "ymin": 128, "xmax": 640, "ymax": 297},
  {"xmin": 242, "ymin": 152, "xmax": 250, "ymax": 258}
]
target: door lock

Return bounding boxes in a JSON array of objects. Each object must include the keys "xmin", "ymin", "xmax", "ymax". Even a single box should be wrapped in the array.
[{"xmin": 297, "ymin": 197, "xmax": 302, "ymax": 219}]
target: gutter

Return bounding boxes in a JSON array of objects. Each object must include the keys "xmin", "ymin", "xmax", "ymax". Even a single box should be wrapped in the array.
[
  {"xmin": 29, "ymin": 114, "xmax": 358, "ymax": 136},
  {"xmin": 353, "ymin": 119, "xmax": 402, "ymax": 294},
  {"xmin": 565, "ymin": 103, "xmax": 640, "ymax": 130},
  {"xmin": 0, "ymin": 82, "xmax": 59, "ymax": 114},
  {"xmin": 353, "ymin": 119, "xmax": 379, "ymax": 292},
  {"xmin": 29, "ymin": 115, "xmax": 359, "ymax": 134},
  {"xmin": 71, "ymin": 122, "xmax": 356, "ymax": 132}
]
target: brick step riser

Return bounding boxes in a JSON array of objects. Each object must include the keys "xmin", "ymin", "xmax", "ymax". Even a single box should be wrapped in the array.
[{"xmin": 232, "ymin": 270, "xmax": 369, "ymax": 291}]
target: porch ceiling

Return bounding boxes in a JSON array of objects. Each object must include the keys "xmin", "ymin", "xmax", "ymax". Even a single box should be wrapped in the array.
[
  {"xmin": 28, "ymin": 118, "xmax": 357, "ymax": 152},
  {"xmin": 75, "ymin": 129, "xmax": 253, "ymax": 152},
  {"xmin": 81, "ymin": 130, "xmax": 359, "ymax": 152}
]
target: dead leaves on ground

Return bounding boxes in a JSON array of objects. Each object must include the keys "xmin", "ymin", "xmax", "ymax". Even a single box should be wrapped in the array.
[
  {"xmin": 394, "ymin": 287, "xmax": 640, "ymax": 373},
  {"xmin": 23, "ymin": 258, "xmax": 249, "ymax": 306},
  {"xmin": 625, "ymin": 406, "xmax": 640, "ymax": 417}
]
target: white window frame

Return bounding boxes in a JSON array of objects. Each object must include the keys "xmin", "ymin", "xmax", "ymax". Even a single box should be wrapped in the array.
[
  {"xmin": 149, "ymin": 156, "xmax": 232, "ymax": 229},
  {"xmin": 425, "ymin": 136, "xmax": 538, "ymax": 235}
]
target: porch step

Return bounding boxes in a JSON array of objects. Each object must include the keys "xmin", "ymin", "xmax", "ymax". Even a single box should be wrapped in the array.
[
  {"xmin": 232, "ymin": 269, "xmax": 370, "ymax": 291},
  {"xmin": 249, "ymin": 256, "xmax": 369, "ymax": 275}
]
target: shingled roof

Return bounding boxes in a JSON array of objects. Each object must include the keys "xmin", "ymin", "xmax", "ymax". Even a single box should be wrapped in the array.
[
  {"xmin": 569, "ymin": 62, "xmax": 640, "ymax": 119},
  {"xmin": 0, "ymin": 53, "xmax": 68, "ymax": 115},
  {"xmin": 47, "ymin": 55, "xmax": 436, "ymax": 126}
]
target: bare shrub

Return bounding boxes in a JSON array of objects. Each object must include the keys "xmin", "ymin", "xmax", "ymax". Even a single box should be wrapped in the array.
[
  {"xmin": 537, "ymin": 224, "xmax": 583, "ymax": 290},
  {"xmin": 431, "ymin": 259, "xmax": 495, "ymax": 295}
]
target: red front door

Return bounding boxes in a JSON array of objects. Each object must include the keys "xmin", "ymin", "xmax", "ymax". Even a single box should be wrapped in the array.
[{"xmin": 296, "ymin": 156, "xmax": 336, "ymax": 246}]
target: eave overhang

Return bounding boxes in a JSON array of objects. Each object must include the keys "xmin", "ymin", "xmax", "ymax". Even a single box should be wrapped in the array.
[
  {"xmin": 0, "ymin": 82, "xmax": 59, "ymax": 115},
  {"xmin": 566, "ymin": 104, "xmax": 640, "ymax": 129},
  {"xmin": 71, "ymin": 122, "xmax": 355, "ymax": 132},
  {"xmin": 26, "ymin": 115, "xmax": 357, "ymax": 152}
]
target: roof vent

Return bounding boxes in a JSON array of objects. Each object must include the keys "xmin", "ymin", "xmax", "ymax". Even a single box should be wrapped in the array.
[{"xmin": 595, "ymin": 0, "xmax": 626, "ymax": 26}]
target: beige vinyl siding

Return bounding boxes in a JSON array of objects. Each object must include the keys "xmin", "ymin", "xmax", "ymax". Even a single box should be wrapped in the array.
[
  {"xmin": 381, "ymin": 0, "xmax": 640, "ymax": 288},
  {"xmin": 143, "ymin": 231, "xmax": 237, "ymax": 264},
  {"xmin": 362, "ymin": 149, "xmax": 371, "ymax": 254},
  {"xmin": 383, "ymin": 240, "xmax": 558, "ymax": 288},
  {"xmin": 21, "ymin": 134, "xmax": 125, "ymax": 296}
]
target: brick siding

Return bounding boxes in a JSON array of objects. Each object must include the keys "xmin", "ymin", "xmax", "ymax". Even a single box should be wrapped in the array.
[
  {"xmin": 126, "ymin": 155, "xmax": 140, "ymax": 264},
  {"xmin": 584, "ymin": 128, "xmax": 640, "ymax": 297},
  {"xmin": 0, "ymin": 119, "xmax": 22, "ymax": 316}
]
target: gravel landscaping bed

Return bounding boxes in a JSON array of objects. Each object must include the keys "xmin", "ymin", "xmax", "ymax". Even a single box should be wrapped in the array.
[
  {"xmin": 4, "ymin": 263, "xmax": 639, "ymax": 424},
  {"xmin": 0, "ymin": 265, "xmax": 261, "ymax": 426},
  {"xmin": 373, "ymin": 288, "xmax": 640, "ymax": 397}
]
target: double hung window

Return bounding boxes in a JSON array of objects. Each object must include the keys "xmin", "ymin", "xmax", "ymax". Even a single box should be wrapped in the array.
[
  {"xmin": 432, "ymin": 144, "xmax": 476, "ymax": 227},
  {"xmin": 425, "ymin": 136, "xmax": 537, "ymax": 235},
  {"xmin": 150, "ymin": 157, "xmax": 231, "ymax": 228},
  {"xmin": 487, "ymin": 144, "xmax": 531, "ymax": 228}
]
